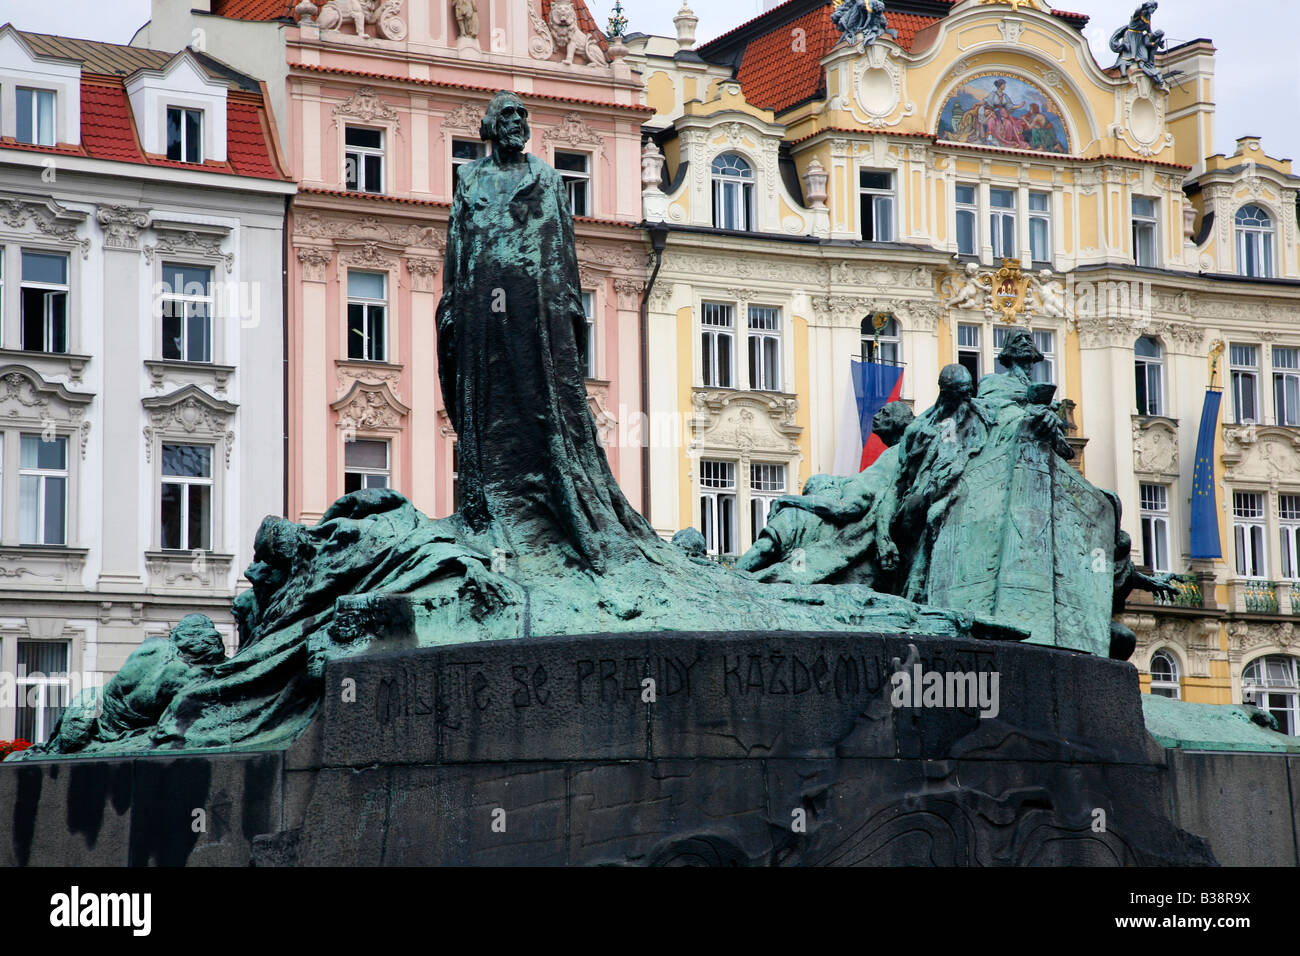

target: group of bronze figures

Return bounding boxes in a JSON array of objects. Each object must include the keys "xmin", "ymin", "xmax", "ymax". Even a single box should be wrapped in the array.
[{"xmin": 17, "ymin": 88, "xmax": 1173, "ymax": 759}]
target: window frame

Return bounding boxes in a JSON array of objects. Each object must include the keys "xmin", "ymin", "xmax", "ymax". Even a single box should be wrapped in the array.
[
  {"xmin": 581, "ymin": 290, "xmax": 596, "ymax": 380},
  {"xmin": 159, "ymin": 261, "xmax": 214, "ymax": 364},
  {"xmin": 711, "ymin": 153, "xmax": 756, "ymax": 232},
  {"xmin": 159, "ymin": 442, "xmax": 214, "ymax": 553},
  {"xmin": 1233, "ymin": 490, "xmax": 1268, "ymax": 579},
  {"xmin": 1132, "ymin": 195, "xmax": 1159, "ymax": 268},
  {"xmin": 749, "ymin": 462, "xmax": 787, "ymax": 542},
  {"xmin": 1280, "ymin": 494, "xmax": 1300, "ymax": 581},
  {"xmin": 955, "ymin": 183, "xmax": 979, "ymax": 257},
  {"xmin": 343, "ymin": 437, "xmax": 391, "ymax": 493},
  {"xmin": 19, "ymin": 249, "xmax": 69, "ymax": 355},
  {"xmin": 1028, "ymin": 190, "xmax": 1052, "ymax": 265},
  {"xmin": 166, "ymin": 105, "xmax": 204, "ymax": 164},
  {"xmin": 746, "ymin": 305, "xmax": 782, "ymax": 392},
  {"xmin": 1272, "ymin": 346, "xmax": 1300, "ymax": 427},
  {"xmin": 1139, "ymin": 483, "xmax": 1171, "ymax": 573},
  {"xmin": 18, "ymin": 432, "xmax": 68, "ymax": 547},
  {"xmin": 1235, "ymin": 204, "xmax": 1275, "ymax": 279},
  {"xmin": 555, "ymin": 149, "xmax": 592, "ymax": 217},
  {"xmin": 344, "ymin": 125, "xmax": 386, "ymax": 195},
  {"xmin": 15, "ymin": 87, "xmax": 56, "ymax": 147},
  {"xmin": 699, "ymin": 458, "xmax": 738, "ymax": 556},
  {"xmin": 989, "ymin": 188, "xmax": 1017, "ymax": 260},
  {"xmin": 957, "ymin": 322, "xmax": 982, "ymax": 380},
  {"xmin": 346, "ymin": 269, "xmax": 388, "ymax": 363},
  {"xmin": 1229, "ymin": 343, "xmax": 1260, "ymax": 424},
  {"xmin": 861, "ymin": 315, "xmax": 901, "ymax": 367},
  {"xmin": 858, "ymin": 169, "xmax": 895, "ymax": 242},
  {"xmin": 700, "ymin": 301, "xmax": 736, "ymax": 389},
  {"xmin": 1134, "ymin": 336, "xmax": 1164, "ymax": 417},
  {"xmin": 451, "ymin": 138, "xmax": 484, "ymax": 193},
  {"xmin": 1242, "ymin": 655, "xmax": 1300, "ymax": 735},
  {"xmin": 14, "ymin": 638, "xmax": 71, "ymax": 744},
  {"xmin": 1148, "ymin": 649, "xmax": 1181, "ymax": 699}
]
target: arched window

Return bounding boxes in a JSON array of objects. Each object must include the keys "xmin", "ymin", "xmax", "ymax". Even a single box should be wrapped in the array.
[
  {"xmin": 1235, "ymin": 205, "xmax": 1275, "ymax": 278},
  {"xmin": 712, "ymin": 153, "xmax": 755, "ymax": 231},
  {"xmin": 1134, "ymin": 336, "xmax": 1163, "ymax": 416},
  {"xmin": 861, "ymin": 315, "xmax": 900, "ymax": 366},
  {"xmin": 1149, "ymin": 650, "xmax": 1180, "ymax": 699},
  {"xmin": 1243, "ymin": 655, "xmax": 1300, "ymax": 734}
]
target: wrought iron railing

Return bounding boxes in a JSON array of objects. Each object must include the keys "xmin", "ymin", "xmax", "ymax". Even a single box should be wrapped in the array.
[
  {"xmin": 1242, "ymin": 579, "xmax": 1281, "ymax": 614},
  {"xmin": 1153, "ymin": 573, "xmax": 1202, "ymax": 609}
]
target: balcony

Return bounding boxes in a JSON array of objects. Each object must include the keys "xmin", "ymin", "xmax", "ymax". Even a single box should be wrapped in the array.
[{"xmin": 1153, "ymin": 573, "xmax": 1203, "ymax": 609}]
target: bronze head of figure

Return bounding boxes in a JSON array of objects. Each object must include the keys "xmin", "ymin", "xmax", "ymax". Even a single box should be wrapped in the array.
[
  {"xmin": 998, "ymin": 328, "xmax": 1045, "ymax": 372},
  {"xmin": 480, "ymin": 90, "xmax": 531, "ymax": 157}
]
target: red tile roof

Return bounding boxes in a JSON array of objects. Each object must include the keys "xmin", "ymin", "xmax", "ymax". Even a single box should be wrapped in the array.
[
  {"xmin": 209, "ymin": 0, "xmax": 294, "ymax": 20},
  {"xmin": 0, "ymin": 74, "xmax": 289, "ymax": 180},
  {"xmin": 705, "ymin": 1, "xmax": 1088, "ymax": 114},
  {"xmin": 288, "ymin": 60, "xmax": 655, "ymax": 112},
  {"xmin": 733, "ymin": 6, "xmax": 941, "ymax": 113}
]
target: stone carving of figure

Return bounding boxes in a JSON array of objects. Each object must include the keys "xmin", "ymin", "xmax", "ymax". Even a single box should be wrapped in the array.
[
  {"xmin": 831, "ymin": 0, "xmax": 898, "ymax": 53},
  {"xmin": 317, "ymin": 0, "xmax": 408, "ymax": 41},
  {"xmin": 945, "ymin": 261, "xmax": 985, "ymax": 310},
  {"xmin": 549, "ymin": 0, "xmax": 583, "ymax": 64},
  {"xmin": 1035, "ymin": 269, "xmax": 1066, "ymax": 317},
  {"xmin": 1109, "ymin": 2, "xmax": 1167, "ymax": 85},
  {"xmin": 453, "ymin": 0, "xmax": 478, "ymax": 39}
]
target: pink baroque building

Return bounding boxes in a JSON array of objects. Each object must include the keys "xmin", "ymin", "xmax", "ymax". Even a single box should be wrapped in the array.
[{"xmin": 136, "ymin": 0, "xmax": 652, "ymax": 523}]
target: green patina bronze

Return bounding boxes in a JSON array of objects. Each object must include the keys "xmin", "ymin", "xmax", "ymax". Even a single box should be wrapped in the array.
[
  {"xmin": 1142, "ymin": 694, "xmax": 1300, "ymax": 753},
  {"xmin": 13, "ymin": 90, "xmax": 1173, "ymax": 761}
]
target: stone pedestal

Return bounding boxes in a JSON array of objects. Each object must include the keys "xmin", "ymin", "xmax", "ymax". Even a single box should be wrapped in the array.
[{"xmin": 0, "ymin": 631, "xmax": 1235, "ymax": 866}]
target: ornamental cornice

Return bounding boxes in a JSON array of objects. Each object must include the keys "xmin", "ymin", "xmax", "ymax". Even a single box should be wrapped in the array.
[
  {"xmin": 542, "ymin": 112, "xmax": 605, "ymax": 155},
  {"xmin": 295, "ymin": 212, "xmax": 444, "ymax": 251},
  {"xmin": 95, "ymin": 204, "xmax": 150, "ymax": 250},
  {"xmin": 332, "ymin": 86, "xmax": 401, "ymax": 132},
  {"xmin": 0, "ymin": 193, "xmax": 91, "ymax": 257},
  {"xmin": 331, "ymin": 380, "xmax": 410, "ymax": 433}
]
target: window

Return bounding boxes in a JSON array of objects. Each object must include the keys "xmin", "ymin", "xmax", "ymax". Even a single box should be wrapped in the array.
[
  {"xmin": 345, "ymin": 126, "xmax": 385, "ymax": 194},
  {"xmin": 990, "ymin": 188, "xmax": 1017, "ymax": 260},
  {"xmin": 711, "ymin": 154, "xmax": 755, "ymax": 231},
  {"xmin": 344, "ymin": 439, "xmax": 390, "ymax": 493},
  {"xmin": 451, "ymin": 443, "xmax": 463, "ymax": 513},
  {"xmin": 1028, "ymin": 191, "xmax": 1051, "ymax": 264},
  {"xmin": 15, "ymin": 640, "xmax": 69, "ymax": 744},
  {"xmin": 20, "ymin": 251, "xmax": 68, "ymax": 354},
  {"xmin": 1273, "ymin": 347, "xmax": 1300, "ymax": 427},
  {"xmin": 858, "ymin": 170, "xmax": 894, "ymax": 241},
  {"xmin": 1280, "ymin": 495, "xmax": 1300, "ymax": 580},
  {"xmin": 1149, "ymin": 651, "xmax": 1180, "ymax": 699},
  {"xmin": 1235, "ymin": 205, "xmax": 1274, "ymax": 278},
  {"xmin": 1139, "ymin": 483, "xmax": 1170, "ymax": 572},
  {"xmin": 347, "ymin": 271, "xmax": 387, "ymax": 362},
  {"xmin": 699, "ymin": 460, "xmax": 737, "ymax": 555},
  {"xmin": 1134, "ymin": 336, "xmax": 1164, "ymax": 417},
  {"xmin": 957, "ymin": 323, "xmax": 982, "ymax": 381},
  {"xmin": 747, "ymin": 306, "xmax": 781, "ymax": 392},
  {"xmin": 555, "ymin": 150, "xmax": 591, "ymax": 216},
  {"xmin": 1030, "ymin": 330, "xmax": 1055, "ymax": 384},
  {"xmin": 581, "ymin": 291, "xmax": 595, "ymax": 379},
  {"xmin": 1132, "ymin": 196, "xmax": 1159, "ymax": 267},
  {"xmin": 701, "ymin": 302, "xmax": 734, "ymax": 388},
  {"xmin": 19, "ymin": 434, "xmax": 66, "ymax": 546},
  {"xmin": 861, "ymin": 316, "xmax": 900, "ymax": 366},
  {"xmin": 160, "ymin": 444, "xmax": 212, "ymax": 551},
  {"xmin": 750, "ymin": 463, "xmax": 786, "ymax": 541},
  {"xmin": 1243, "ymin": 656, "xmax": 1300, "ymax": 735},
  {"xmin": 1230, "ymin": 344, "xmax": 1259, "ymax": 424},
  {"xmin": 166, "ymin": 106, "xmax": 203, "ymax": 163},
  {"xmin": 16, "ymin": 88, "xmax": 56, "ymax": 147},
  {"xmin": 1233, "ymin": 491, "xmax": 1267, "ymax": 578},
  {"xmin": 955, "ymin": 184, "xmax": 978, "ymax": 256},
  {"xmin": 160, "ymin": 263, "xmax": 212, "ymax": 363},
  {"xmin": 451, "ymin": 139, "xmax": 483, "ymax": 192}
]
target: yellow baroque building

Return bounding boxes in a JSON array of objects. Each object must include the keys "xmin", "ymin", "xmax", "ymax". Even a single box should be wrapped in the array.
[{"xmin": 626, "ymin": 0, "xmax": 1300, "ymax": 724}]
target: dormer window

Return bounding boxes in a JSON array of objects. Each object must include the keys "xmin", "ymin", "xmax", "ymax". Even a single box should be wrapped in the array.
[
  {"xmin": 345, "ymin": 126, "xmax": 385, "ymax": 194},
  {"xmin": 16, "ymin": 88, "xmax": 55, "ymax": 146},
  {"xmin": 166, "ymin": 107, "xmax": 203, "ymax": 163}
]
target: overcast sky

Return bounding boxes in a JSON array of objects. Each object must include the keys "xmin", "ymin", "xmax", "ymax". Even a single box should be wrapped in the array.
[{"xmin": 3, "ymin": 0, "xmax": 1297, "ymax": 161}]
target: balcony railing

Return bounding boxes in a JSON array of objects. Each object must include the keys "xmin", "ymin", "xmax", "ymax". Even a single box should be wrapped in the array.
[
  {"xmin": 1242, "ymin": 579, "xmax": 1281, "ymax": 614},
  {"xmin": 1153, "ymin": 573, "xmax": 1203, "ymax": 609}
]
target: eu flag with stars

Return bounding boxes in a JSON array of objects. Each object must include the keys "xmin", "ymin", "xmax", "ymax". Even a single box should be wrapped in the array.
[{"xmin": 1190, "ymin": 389, "xmax": 1222, "ymax": 559}]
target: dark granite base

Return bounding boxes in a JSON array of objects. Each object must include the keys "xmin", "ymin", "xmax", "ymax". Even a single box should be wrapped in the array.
[{"xmin": 0, "ymin": 630, "xmax": 1270, "ymax": 866}]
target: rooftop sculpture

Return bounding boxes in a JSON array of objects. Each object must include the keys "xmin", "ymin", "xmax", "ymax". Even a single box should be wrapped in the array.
[
  {"xmin": 831, "ymin": 0, "xmax": 898, "ymax": 53},
  {"xmin": 1109, "ymin": 1, "xmax": 1168, "ymax": 87},
  {"xmin": 15, "ymin": 90, "xmax": 1158, "ymax": 760}
]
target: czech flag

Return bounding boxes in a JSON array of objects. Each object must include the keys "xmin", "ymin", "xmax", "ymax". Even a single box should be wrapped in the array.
[{"xmin": 833, "ymin": 360, "xmax": 904, "ymax": 475}]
